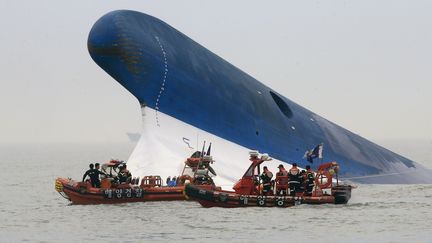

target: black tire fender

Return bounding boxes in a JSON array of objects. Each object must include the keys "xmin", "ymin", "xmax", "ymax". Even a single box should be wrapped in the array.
[
  {"xmin": 257, "ymin": 195, "xmax": 266, "ymax": 206},
  {"xmin": 276, "ymin": 197, "xmax": 284, "ymax": 207}
]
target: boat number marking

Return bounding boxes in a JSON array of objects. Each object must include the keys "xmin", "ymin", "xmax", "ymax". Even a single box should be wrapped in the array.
[
  {"xmin": 103, "ymin": 188, "xmax": 143, "ymax": 199},
  {"xmin": 198, "ymin": 189, "xmax": 206, "ymax": 195},
  {"xmin": 276, "ymin": 196, "xmax": 285, "ymax": 207},
  {"xmin": 239, "ymin": 195, "xmax": 249, "ymax": 205},
  {"xmin": 257, "ymin": 195, "xmax": 266, "ymax": 206}
]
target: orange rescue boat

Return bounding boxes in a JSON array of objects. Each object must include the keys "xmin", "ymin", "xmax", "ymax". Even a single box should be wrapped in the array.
[
  {"xmin": 55, "ymin": 154, "xmax": 219, "ymax": 205},
  {"xmin": 185, "ymin": 151, "xmax": 352, "ymax": 208}
]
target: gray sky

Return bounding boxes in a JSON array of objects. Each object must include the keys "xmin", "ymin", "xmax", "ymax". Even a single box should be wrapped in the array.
[{"xmin": 1, "ymin": 0, "xmax": 431, "ymax": 147}]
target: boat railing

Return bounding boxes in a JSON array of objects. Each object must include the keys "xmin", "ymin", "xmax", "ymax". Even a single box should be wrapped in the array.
[{"xmin": 141, "ymin": 176, "xmax": 162, "ymax": 187}]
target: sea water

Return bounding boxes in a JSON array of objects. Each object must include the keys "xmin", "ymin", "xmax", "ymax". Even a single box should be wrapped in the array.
[{"xmin": 1, "ymin": 143, "xmax": 431, "ymax": 243}]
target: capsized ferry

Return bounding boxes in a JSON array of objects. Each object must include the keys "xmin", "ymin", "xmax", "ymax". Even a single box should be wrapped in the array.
[
  {"xmin": 185, "ymin": 151, "xmax": 352, "ymax": 208},
  {"xmin": 88, "ymin": 10, "xmax": 432, "ymax": 184},
  {"xmin": 55, "ymin": 152, "xmax": 219, "ymax": 205}
]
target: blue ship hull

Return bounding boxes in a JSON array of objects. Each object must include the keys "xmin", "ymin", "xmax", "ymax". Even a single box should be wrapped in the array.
[{"xmin": 87, "ymin": 10, "xmax": 431, "ymax": 183}]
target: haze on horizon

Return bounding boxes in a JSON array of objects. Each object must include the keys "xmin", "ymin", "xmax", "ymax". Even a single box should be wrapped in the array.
[{"xmin": 1, "ymin": 1, "xmax": 431, "ymax": 162}]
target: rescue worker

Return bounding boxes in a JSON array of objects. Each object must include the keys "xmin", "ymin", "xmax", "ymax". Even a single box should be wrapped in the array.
[
  {"xmin": 288, "ymin": 163, "xmax": 301, "ymax": 196},
  {"xmin": 82, "ymin": 163, "xmax": 106, "ymax": 188},
  {"xmin": 93, "ymin": 163, "xmax": 107, "ymax": 188},
  {"xmin": 304, "ymin": 165, "xmax": 315, "ymax": 195},
  {"xmin": 299, "ymin": 170, "xmax": 306, "ymax": 192},
  {"xmin": 117, "ymin": 164, "xmax": 132, "ymax": 184},
  {"xmin": 260, "ymin": 166, "xmax": 273, "ymax": 195},
  {"xmin": 275, "ymin": 164, "xmax": 289, "ymax": 195},
  {"xmin": 276, "ymin": 164, "xmax": 288, "ymax": 177},
  {"xmin": 82, "ymin": 163, "xmax": 95, "ymax": 185},
  {"xmin": 166, "ymin": 176, "xmax": 171, "ymax": 186}
]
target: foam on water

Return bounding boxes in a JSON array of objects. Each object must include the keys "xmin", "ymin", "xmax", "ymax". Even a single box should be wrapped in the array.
[{"xmin": 1, "ymin": 143, "xmax": 431, "ymax": 242}]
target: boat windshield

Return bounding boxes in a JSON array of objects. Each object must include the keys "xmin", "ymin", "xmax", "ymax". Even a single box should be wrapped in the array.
[
  {"xmin": 243, "ymin": 164, "xmax": 256, "ymax": 177},
  {"xmin": 102, "ymin": 164, "xmax": 119, "ymax": 178}
]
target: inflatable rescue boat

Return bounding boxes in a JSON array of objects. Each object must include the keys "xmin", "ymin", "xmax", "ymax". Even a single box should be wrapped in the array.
[
  {"xmin": 185, "ymin": 151, "xmax": 352, "ymax": 208},
  {"xmin": 55, "ymin": 154, "xmax": 219, "ymax": 205}
]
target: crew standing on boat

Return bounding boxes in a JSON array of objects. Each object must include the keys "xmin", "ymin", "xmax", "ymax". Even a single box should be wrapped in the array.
[
  {"xmin": 82, "ymin": 163, "xmax": 106, "ymax": 188},
  {"xmin": 276, "ymin": 164, "xmax": 289, "ymax": 195},
  {"xmin": 260, "ymin": 166, "xmax": 273, "ymax": 194},
  {"xmin": 82, "ymin": 163, "xmax": 95, "ymax": 185},
  {"xmin": 276, "ymin": 164, "xmax": 288, "ymax": 177},
  {"xmin": 93, "ymin": 163, "xmax": 107, "ymax": 188},
  {"xmin": 304, "ymin": 165, "xmax": 315, "ymax": 195},
  {"xmin": 299, "ymin": 170, "xmax": 306, "ymax": 192},
  {"xmin": 288, "ymin": 163, "xmax": 301, "ymax": 196}
]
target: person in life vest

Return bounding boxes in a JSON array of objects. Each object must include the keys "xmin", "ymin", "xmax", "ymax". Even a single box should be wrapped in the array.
[
  {"xmin": 276, "ymin": 164, "xmax": 288, "ymax": 177},
  {"xmin": 304, "ymin": 165, "xmax": 315, "ymax": 195},
  {"xmin": 288, "ymin": 163, "xmax": 301, "ymax": 196},
  {"xmin": 260, "ymin": 166, "xmax": 273, "ymax": 194},
  {"xmin": 275, "ymin": 164, "xmax": 289, "ymax": 195},
  {"xmin": 117, "ymin": 164, "xmax": 132, "ymax": 184}
]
